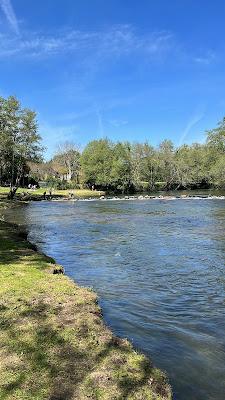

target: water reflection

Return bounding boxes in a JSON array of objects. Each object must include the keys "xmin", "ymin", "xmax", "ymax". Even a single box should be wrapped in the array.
[{"xmin": 5, "ymin": 198, "xmax": 225, "ymax": 400}]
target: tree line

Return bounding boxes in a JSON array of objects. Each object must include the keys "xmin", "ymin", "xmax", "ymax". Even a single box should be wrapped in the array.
[{"xmin": 1, "ymin": 95, "xmax": 225, "ymax": 195}]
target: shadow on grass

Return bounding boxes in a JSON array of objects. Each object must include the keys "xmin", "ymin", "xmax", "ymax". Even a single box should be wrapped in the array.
[
  {"xmin": 0, "ymin": 299, "xmax": 89, "ymax": 399},
  {"xmin": 0, "ymin": 218, "xmax": 171, "ymax": 399},
  {"xmin": 0, "ymin": 220, "xmax": 54, "ymax": 268},
  {"xmin": 0, "ymin": 289, "xmax": 171, "ymax": 400}
]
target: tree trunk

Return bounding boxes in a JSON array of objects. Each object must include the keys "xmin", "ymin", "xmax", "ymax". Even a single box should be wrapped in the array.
[
  {"xmin": 7, "ymin": 167, "xmax": 23, "ymax": 200},
  {"xmin": 7, "ymin": 186, "xmax": 18, "ymax": 200}
]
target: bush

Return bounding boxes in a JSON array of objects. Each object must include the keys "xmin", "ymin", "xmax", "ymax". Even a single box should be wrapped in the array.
[
  {"xmin": 45, "ymin": 178, "xmax": 79, "ymax": 190},
  {"xmin": 155, "ymin": 181, "xmax": 166, "ymax": 190}
]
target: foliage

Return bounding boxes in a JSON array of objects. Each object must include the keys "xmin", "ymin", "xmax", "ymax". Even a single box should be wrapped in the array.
[
  {"xmin": 110, "ymin": 142, "xmax": 132, "ymax": 193},
  {"xmin": 52, "ymin": 142, "xmax": 80, "ymax": 182},
  {"xmin": 79, "ymin": 127, "xmax": 225, "ymax": 192},
  {"xmin": 1, "ymin": 94, "xmax": 225, "ymax": 193},
  {"xmin": 80, "ymin": 139, "xmax": 114, "ymax": 188},
  {"xmin": 209, "ymin": 154, "xmax": 225, "ymax": 187},
  {"xmin": 158, "ymin": 140, "xmax": 177, "ymax": 190},
  {"xmin": 0, "ymin": 96, "xmax": 43, "ymax": 197},
  {"xmin": 207, "ymin": 117, "xmax": 225, "ymax": 153}
]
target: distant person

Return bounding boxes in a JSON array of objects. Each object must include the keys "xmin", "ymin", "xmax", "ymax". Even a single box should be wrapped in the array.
[
  {"xmin": 92, "ymin": 184, "xmax": 95, "ymax": 191},
  {"xmin": 43, "ymin": 191, "xmax": 46, "ymax": 200}
]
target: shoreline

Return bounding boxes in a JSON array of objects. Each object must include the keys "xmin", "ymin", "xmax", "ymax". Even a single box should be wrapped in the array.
[
  {"xmin": 0, "ymin": 200, "xmax": 172, "ymax": 399},
  {"xmin": 3, "ymin": 193, "xmax": 225, "ymax": 205},
  {"xmin": 24, "ymin": 194, "xmax": 225, "ymax": 203}
]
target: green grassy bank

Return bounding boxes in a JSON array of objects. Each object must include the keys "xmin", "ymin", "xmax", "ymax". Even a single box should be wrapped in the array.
[
  {"xmin": 0, "ymin": 187, "xmax": 105, "ymax": 200},
  {"xmin": 0, "ymin": 197, "xmax": 172, "ymax": 400}
]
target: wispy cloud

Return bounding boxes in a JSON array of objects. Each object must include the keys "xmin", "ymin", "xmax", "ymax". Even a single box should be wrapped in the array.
[
  {"xmin": 95, "ymin": 108, "xmax": 104, "ymax": 137},
  {"xmin": 0, "ymin": 20, "xmax": 217, "ymax": 72},
  {"xmin": 179, "ymin": 112, "xmax": 204, "ymax": 146},
  {"xmin": 55, "ymin": 108, "xmax": 94, "ymax": 122},
  {"xmin": 109, "ymin": 119, "xmax": 128, "ymax": 128},
  {"xmin": 0, "ymin": 0, "xmax": 19, "ymax": 34},
  {"xmin": 0, "ymin": 25, "xmax": 173, "ymax": 59},
  {"xmin": 194, "ymin": 51, "xmax": 216, "ymax": 65}
]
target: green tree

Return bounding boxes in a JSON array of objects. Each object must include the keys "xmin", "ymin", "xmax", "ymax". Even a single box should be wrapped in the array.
[
  {"xmin": 175, "ymin": 144, "xmax": 209, "ymax": 188},
  {"xmin": 80, "ymin": 139, "xmax": 113, "ymax": 188},
  {"xmin": 207, "ymin": 117, "xmax": 225, "ymax": 153},
  {"xmin": 209, "ymin": 155, "xmax": 225, "ymax": 187},
  {"xmin": 131, "ymin": 143, "xmax": 159, "ymax": 190},
  {"xmin": 110, "ymin": 142, "xmax": 132, "ymax": 193},
  {"xmin": 158, "ymin": 140, "xmax": 177, "ymax": 189},
  {"xmin": 206, "ymin": 117, "xmax": 225, "ymax": 187},
  {"xmin": 0, "ymin": 96, "xmax": 43, "ymax": 198}
]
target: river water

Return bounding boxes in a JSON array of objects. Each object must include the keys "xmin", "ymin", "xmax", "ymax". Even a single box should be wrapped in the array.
[{"xmin": 5, "ymin": 195, "xmax": 225, "ymax": 400}]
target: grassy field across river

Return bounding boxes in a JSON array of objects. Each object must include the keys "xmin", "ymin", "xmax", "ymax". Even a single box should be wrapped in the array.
[
  {"xmin": 0, "ymin": 196, "xmax": 171, "ymax": 400},
  {"xmin": 0, "ymin": 187, "xmax": 105, "ymax": 200}
]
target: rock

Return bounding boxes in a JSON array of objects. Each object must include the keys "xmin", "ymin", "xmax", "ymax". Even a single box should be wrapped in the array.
[
  {"xmin": 53, "ymin": 266, "xmax": 64, "ymax": 274},
  {"xmin": 29, "ymin": 243, "xmax": 38, "ymax": 252},
  {"xmin": 18, "ymin": 231, "xmax": 28, "ymax": 240}
]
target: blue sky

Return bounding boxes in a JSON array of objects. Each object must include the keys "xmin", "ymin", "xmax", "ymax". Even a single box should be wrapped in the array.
[{"xmin": 0, "ymin": 0, "xmax": 225, "ymax": 159}]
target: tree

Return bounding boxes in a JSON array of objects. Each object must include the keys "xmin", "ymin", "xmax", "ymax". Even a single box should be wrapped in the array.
[
  {"xmin": 0, "ymin": 96, "xmax": 43, "ymax": 198},
  {"xmin": 52, "ymin": 142, "xmax": 80, "ymax": 182},
  {"xmin": 80, "ymin": 139, "xmax": 113, "ymax": 188},
  {"xmin": 209, "ymin": 155, "xmax": 225, "ymax": 187},
  {"xmin": 158, "ymin": 140, "xmax": 177, "ymax": 189},
  {"xmin": 207, "ymin": 117, "xmax": 225, "ymax": 153},
  {"xmin": 110, "ymin": 142, "xmax": 132, "ymax": 193},
  {"xmin": 175, "ymin": 144, "xmax": 205, "ymax": 188}
]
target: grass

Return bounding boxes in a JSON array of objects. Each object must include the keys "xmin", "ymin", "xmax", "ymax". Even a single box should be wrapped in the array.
[
  {"xmin": 0, "ymin": 198, "xmax": 172, "ymax": 400},
  {"xmin": 0, "ymin": 187, "xmax": 105, "ymax": 200}
]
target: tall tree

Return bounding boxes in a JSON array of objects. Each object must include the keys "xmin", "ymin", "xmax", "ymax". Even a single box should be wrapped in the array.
[
  {"xmin": 52, "ymin": 142, "xmax": 80, "ymax": 182},
  {"xmin": 0, "ymin": 96, "xmax": 43, "ymax": 198},
  {"xmin": 207, "ymin": 117, "xmax": 225, "ymax": 153},
  {"xmin": 110, "ymin": 142, "xmax": 132, "ymax": 193},
  {"xmin": 158, "ymin": 140, "xmax": 177, "ymax": 189},
  {"xmin": 80, "ymin": 139, "xmax": 113, "ymax": 188}
]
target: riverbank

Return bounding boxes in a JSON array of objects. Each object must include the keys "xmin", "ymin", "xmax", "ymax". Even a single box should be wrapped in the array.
[
  {"xmin": 0, "ymin": 198, "xmax": 172, "ymax": 400},
  {"xmin": 1, "ymin": 186, "xmax": 225, "ymax": 205},
  {"xmin": 0, "ymin": 187, "xmax": 105, "ymax": 201}
]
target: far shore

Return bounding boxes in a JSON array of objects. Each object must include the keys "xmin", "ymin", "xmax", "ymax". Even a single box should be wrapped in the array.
[{"xmin": 0, "ymin": 186, "xmax": 225, "ymax": 204}]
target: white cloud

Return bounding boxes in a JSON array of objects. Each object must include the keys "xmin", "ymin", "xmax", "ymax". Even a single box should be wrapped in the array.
[
  {"xmin": 0, "ymin": 25, "xmax": 173, "ymax": 60},
  {"xmin": 0, "ymin": 0, "xmax": 19, "ymax": 34}
]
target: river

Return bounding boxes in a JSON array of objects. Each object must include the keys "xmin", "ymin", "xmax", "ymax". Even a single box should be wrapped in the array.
[{"xmin": 5, "ymin": 194, "xmax": 225, "ymax": 400}]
